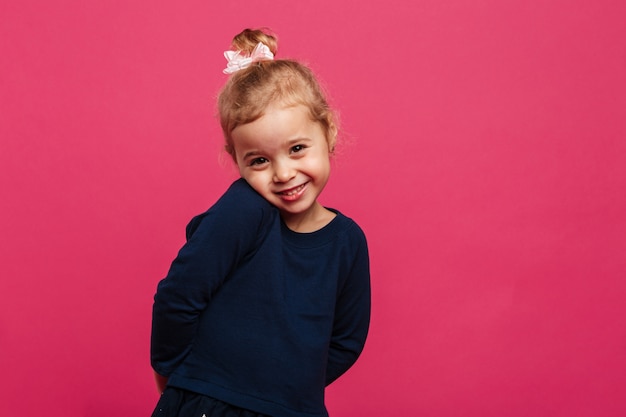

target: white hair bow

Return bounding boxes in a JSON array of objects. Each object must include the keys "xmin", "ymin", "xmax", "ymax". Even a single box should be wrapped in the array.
[{"xmin": 223, "ymin": 42, "xmax": 274, "ymax": 74}]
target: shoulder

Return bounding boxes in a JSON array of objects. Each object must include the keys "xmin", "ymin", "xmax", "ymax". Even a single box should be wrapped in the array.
[
  {"xmin": 216, "ymin": 178, "xmax": 272, "ymax": 210},
  {"xmin": 318, "ymin": 210, "xmax": 369, "ymax": 262},
  {"xmin": 186, "ymin": 178, "xmax": 277, "ymax": 239},
  {"xmin": 329, "ymin": 212, "xmax": 370, "ymax": 290},
  {"xmin": 333, "ymin": 211, "xmax": 368, "ymax": 245},
  {"xmin": 337, "ymin": 212, "xmax": 370, "ymax": 266}
]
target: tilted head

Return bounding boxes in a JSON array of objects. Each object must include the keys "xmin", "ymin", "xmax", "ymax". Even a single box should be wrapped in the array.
[{"xmin": 218, "ymin": 28, "xmax": 338, "ymax": 160}]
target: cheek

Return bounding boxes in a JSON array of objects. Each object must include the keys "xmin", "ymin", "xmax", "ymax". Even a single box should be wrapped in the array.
[
  {"xmin": 235, "ymin": 156, "xmax": 252, "ymax": 177},
  {"xmin": 240, "ymin": 170, "xmax": 269, "ymax": 190},
  {"xmin": 308, "ymin": 154, "xmax": 331, "ymax": 173}
]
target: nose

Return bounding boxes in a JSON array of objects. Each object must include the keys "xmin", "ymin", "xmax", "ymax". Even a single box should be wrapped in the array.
[{"xmin": 272, "ymin": 159, "xmax": 296, "ymax": 183}]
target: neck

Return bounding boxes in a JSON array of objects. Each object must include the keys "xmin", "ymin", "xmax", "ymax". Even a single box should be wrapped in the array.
[{"xmin": 281, "ymin": 203, "xmax": 336, "ymax": 233}]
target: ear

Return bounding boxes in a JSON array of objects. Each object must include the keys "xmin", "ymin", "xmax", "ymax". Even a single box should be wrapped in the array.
[{"xmin": 327, "ymin": 123, "xmax": 338, "ymax": 154}]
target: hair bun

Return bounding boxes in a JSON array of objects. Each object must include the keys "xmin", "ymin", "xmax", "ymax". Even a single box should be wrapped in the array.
[{"xmin": 231, "ymin": 28, "xmax": 278, "ymax": 56}]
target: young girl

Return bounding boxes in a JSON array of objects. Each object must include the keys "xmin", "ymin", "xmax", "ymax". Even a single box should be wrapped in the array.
[{"xmin": 150, "ymin": 28, "xmax": 371, "ymax": 417}]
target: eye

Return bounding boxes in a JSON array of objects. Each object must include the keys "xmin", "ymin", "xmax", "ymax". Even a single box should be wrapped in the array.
[
  {"xmin": 249, "ymin": 157, "xmax": 268, "ymax": 166},
  {"xmin": 290, "ymin": 144, "xmax": 306, "ymax": 154}
]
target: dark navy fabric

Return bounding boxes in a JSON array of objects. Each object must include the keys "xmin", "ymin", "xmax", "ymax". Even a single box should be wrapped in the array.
[{"xmin": 151, "ymin": 179, "xmax": 370, "ymax": 417}]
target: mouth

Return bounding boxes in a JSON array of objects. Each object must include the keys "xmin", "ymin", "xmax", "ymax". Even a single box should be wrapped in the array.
[{"xmin": 275, "ymin": 182, "xmax": 308, "ymax": 200}]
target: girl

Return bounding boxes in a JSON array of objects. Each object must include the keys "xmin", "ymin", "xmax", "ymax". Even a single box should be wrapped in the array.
[{"xmin": 151, "ymin": 28, "xmax": 370, "ymax": 417}]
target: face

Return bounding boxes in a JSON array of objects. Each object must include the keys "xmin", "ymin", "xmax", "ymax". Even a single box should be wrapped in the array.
[{"xmin": 231, "ymin": 104, "xmax": 332, "ymax": 229}]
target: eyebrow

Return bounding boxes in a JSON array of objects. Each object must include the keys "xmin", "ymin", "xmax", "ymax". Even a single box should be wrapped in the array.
[{"xmin": 242, "ymin": 150, "xmax": 262, "ymax": 160}]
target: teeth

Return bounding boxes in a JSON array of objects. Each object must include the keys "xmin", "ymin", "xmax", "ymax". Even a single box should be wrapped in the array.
[{"xmin": 282, "ymin": 184, "xmax": 304, "ymax": 196}]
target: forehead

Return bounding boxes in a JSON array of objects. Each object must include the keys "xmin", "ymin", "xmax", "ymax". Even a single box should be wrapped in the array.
[{"xmin": 231, "ymin": 104, "xmax": 322, "ymax": 146}]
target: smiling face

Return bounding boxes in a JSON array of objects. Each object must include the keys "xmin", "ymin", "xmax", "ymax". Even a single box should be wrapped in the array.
[{"xmin": 231, "ymin": 103, "xmax": 334, "ymax": 232}]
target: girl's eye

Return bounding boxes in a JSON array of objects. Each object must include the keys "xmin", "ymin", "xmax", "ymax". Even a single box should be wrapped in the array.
[
  {"xmin": 249, "ymin": 157, "xmax": 268, "ymax": 166},
  {"xmin": 290, "ymin": 144, "xmax": 305, "ymax": 153}
]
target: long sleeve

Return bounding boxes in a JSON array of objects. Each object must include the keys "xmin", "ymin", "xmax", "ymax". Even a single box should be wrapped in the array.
[
  {"xmin": 150, "ymin": 180, "xmax": 273, "ymax": 377},
  {"xmin": 325, "ymin": 226, "xmax": 371, "ymax": 385}
]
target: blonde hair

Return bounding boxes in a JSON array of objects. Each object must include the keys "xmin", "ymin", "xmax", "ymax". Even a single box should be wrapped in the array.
[{"xmin": 218, "ymin": 28, "xmax": 338, "ymax": 159}]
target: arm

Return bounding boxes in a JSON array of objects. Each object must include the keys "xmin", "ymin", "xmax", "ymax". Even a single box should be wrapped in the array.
[
  {"xmin": 325, "ymin": 229, "xmax": 371, "ymax": 385},
  {"xmin": 150, "ymin": 214, "xmax": 234, "ymax": 377},
  {"xmin": 151, "ymin": 180, "xmax": 274, "ymax": 377},
  {"xmin": 154, "ymin": 371, "xmax": 168, "ymax": 394}
]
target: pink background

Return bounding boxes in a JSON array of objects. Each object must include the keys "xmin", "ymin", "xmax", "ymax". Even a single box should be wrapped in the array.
[{"xmin": 1, "ymin": 1, "xmax": 625, "ymax": 416}]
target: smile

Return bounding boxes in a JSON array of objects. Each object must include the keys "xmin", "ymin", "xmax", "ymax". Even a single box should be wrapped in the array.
[
  {"xmin": 280, "ymin": 183, "xmax": 306, "ymax": 196},
  {"xmin": 276, "ymin": 182, "xmax": 308, "ymax": 200}
]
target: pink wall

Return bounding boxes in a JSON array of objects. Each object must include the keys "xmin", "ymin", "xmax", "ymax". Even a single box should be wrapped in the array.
[{"xmin": 1, "ymin": 1, "xmax": 625, "ymax": 416}]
